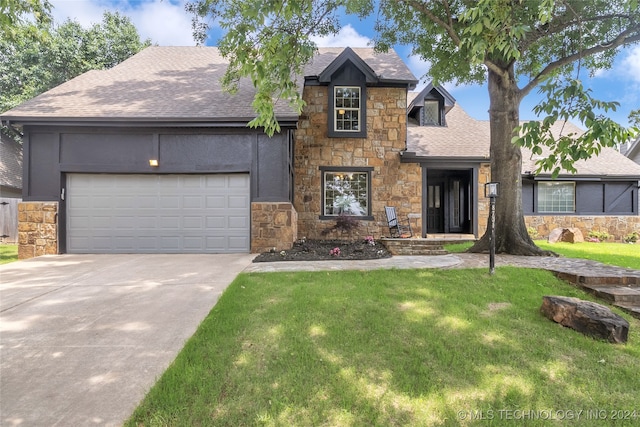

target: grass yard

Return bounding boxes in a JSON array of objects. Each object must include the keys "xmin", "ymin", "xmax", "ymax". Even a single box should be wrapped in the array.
[
  {"xmin": 536, "ymin": 241, "xmax": 640, "ymax": 270},
  {"xmin": 444, "ymin": 241, "xmax": 639, "ymax": 270},
  {"xmin": 126, "ymin": 268, "xmax": 640, "ymax": 426},
  {"xmin": 0, "ymin": 245, "xmax": 18, "ymax": 265}
]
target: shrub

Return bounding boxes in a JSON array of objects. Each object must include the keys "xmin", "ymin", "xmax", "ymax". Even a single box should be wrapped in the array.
[
  {"xmin": 624, "ymin": 231, "xmax": 639, "ymax": 244},
  {"xmin": 527, "ymin": 226, "xmax": 539, "ymax": 239},
  {"xmin": 587, "ymin": 230, "xmax": 611, "ymax": 242}
]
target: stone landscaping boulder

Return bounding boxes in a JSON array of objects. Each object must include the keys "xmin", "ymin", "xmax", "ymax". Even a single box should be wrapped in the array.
[
  {"xmin": 540, "ymin": 296, "xmax": 629, "ymax": 343},
  {"xmin": 547, "ymin": 227, "xmax": 584, "ymax": 243}
]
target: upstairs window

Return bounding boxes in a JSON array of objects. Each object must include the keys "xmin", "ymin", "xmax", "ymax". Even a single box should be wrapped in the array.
[
  {"xmin": 538, "ymin": 182, "xmax": 575, "ymax": 213},
  {"xmin": 334, "ymin": 86, "xmax": 361, "ymax": 132},
  {"xmin": 423, "ymin": 100, "xmax": 441, "ymax": 126}
]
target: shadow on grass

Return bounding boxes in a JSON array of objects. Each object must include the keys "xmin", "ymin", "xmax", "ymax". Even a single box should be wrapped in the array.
[{"xmin": 127, "ymin": 268, "xmax": 640, "ymax": 426}]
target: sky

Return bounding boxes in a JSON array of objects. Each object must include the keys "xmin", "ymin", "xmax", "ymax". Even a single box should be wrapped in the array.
[{"xmin": 48, "ymin": 0, "xmax": 640, "ymax": 127}]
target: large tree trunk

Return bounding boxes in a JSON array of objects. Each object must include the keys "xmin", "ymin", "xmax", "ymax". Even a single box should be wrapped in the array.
[{"xmin": 469, "ymin": 64, "xmax": 550, "ymax": 256}]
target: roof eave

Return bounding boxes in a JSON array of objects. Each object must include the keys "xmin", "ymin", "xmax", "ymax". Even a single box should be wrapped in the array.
[{"xmin": 2, "ymin": 116, "xmax": 300, "ymax": 129}]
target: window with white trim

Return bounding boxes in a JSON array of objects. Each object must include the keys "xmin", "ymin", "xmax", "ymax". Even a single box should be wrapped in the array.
[
  {"xmin": 538, "ymin": 182, "xmax": 575, "ymax": 213},
  {"xmin": 323, "ymin": 170, "xmax": 369, "ymax": 216},
  {"xmin": 334, "ymin": 86, "xmax": 361, "ymax": 132}
]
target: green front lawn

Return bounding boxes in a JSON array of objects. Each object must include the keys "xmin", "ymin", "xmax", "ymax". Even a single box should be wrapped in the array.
[
  {"xmin": 443, "ymin": 241, "xmax": 639, "ymax": 270},
  {"xmin": 126, "ymin": 268, "xmax": 640, "ymax": 426},
  {"xmin": 0, "ymin": 245, "xmax": 18, "ymax": 265},
  {"xmin": 536, "ymin": 241, "xmax": 640, "ymax": 270}
]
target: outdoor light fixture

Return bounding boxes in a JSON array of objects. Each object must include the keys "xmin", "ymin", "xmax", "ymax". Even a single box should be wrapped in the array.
[
  {"xmin": 484, "ymin": 182, "xmax": 499, "ymax": 198},
  {"xmin": 149, "ymin": 159, "xmax": 159, "ymax": 167},
  {"xmin": 485, "ymin": 182, "xmax": 500, "ymax": 275}
]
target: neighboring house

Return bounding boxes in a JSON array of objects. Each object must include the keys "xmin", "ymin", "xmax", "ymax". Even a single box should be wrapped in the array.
[
  {"xmin": 0, "ymin": 133, "xmax": 22, "ymax": 198},
  {"xmin": 623, "ymin": 135, "xmax": 640, "ymax": 165},
  {"xmin": 0, "ymin": 133, "xmax": 23, "ymax": 243},
  {"xmin": 1, "ymin": 46, "xmax": 638, "ymax": 258}
]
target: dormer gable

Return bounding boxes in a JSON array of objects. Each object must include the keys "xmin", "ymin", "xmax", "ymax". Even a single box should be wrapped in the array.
[
  {"xmin": 408, "ymin": 83, "xmax": 456, "ymax": 127},
  {"xmin": 318, "ymin": 47, "xmax": 379, "ymax": 84}
]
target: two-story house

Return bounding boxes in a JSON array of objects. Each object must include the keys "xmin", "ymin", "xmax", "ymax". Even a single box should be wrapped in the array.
[{"xmin": 2, "ymin": 46, "xmax": 639, "ymax": 258}]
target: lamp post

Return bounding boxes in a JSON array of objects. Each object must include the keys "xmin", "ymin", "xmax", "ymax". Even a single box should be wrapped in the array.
[{"xmin": 484, "ymin": 182, "xmax": 500, "ymax": 275}]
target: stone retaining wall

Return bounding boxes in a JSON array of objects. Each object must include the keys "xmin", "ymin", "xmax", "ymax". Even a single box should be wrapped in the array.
[
  {"xmin": 525, "ymin": 215, "xmax": 640, "ymax": 242},
  {"xmin": 18, "ymin": 202, "xmax": 58, "ymax": 259},
  {"xmin": 251, "ymin": 202, "xmax": 297, "ymax": 253}
]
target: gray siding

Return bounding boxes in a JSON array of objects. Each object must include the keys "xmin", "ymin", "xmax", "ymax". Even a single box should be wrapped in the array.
[
  {"xmin": 523, "ymin": 179, "xmax": 638, "ymax": 215},
  {"xmin": 22, "ymin": 126, "xmax": 293, "ymax": 202}
]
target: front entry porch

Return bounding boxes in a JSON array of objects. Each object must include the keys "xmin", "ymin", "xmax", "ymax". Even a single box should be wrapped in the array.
[
  {"xmin": 425, "ymin": 169, "xmax": 475, "ymax": 235},
  {"xmin": 381, "ymin": 234, "xmax": 476, "ymax": 255}
]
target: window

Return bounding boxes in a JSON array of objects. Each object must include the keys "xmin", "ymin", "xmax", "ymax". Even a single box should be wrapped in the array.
[
  {"xmin": 538, "ymin": 182, "xmax": 575, "ymax": 213},
  {"xmin": 334, "ymin": 86, "xmax": 361, "ymax": 132},
  {"xmin": 423, "ymin": 100, "xmax": 441, "ymax": 125},
  {"xmin": 322, "ymin": 169, "xmax": 370, "ymax": 216}
]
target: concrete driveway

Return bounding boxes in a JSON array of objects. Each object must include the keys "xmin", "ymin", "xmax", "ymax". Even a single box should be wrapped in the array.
[{"xmin": 0, "ymin": 253, "xmax": 254, "ymax": 427}]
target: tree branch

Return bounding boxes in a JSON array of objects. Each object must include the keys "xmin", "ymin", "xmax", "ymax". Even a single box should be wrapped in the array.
[
  {"xmin": 397, "ymin": 0, "xmax": 461, "ymax": 46},
  {"xmin": 519, "ymin": 26, "xmax": 640, "ymax": 100}
]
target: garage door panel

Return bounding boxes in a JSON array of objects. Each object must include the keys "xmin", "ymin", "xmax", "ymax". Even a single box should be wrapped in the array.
[
  {"xmin": 228, "ymin": 216, "xmax": 249, "ymax": 229},
  {"xmin": 67, "ymin": 174, "xmax": 250, "ymax": 253},
  {"xmin": 229, "ymin": 195, "xmax": 249, "ymax": 209}
]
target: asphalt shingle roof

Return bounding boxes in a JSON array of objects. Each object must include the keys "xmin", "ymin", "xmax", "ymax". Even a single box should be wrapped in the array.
[
  {"xmin": 408, "ymin": 104, "xmax": 640, "ymax": 178},
  {"xmin": 1, "ymin": 46, "xmax": 416, "ymax": 124}
]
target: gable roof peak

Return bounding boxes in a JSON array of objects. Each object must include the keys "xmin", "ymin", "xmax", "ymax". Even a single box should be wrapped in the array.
[
  {"xmin": 408, "ymin": 82, "xmax": 456, "ymax": 112},
  {"xmin": 318, "ymin": 47, "xmax": 379, "ymax": 84}
]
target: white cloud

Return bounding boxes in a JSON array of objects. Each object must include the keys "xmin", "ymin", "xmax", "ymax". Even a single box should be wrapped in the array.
[
  {"xmin": 49, "ymin": 0, "xmax": 196, "ymax": 46},
  {"xmin": 310, "ymin": 24, "xmax": 371, "ymax": 48},
  {"xmin": 621, "ymin": 45, "xmax": 640, "ymax": 83}
]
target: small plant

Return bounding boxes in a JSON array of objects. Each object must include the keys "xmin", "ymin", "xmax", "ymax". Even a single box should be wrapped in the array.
[
  {"xmin": 588, "ymin": 230, "xmax": 611, "ymax": 242},
  {"xmin": 280, "ymin": 250, "xmax": 287, "ymax": 257},
  {"xmin": 624, "ymin": 231, "xmax": 639, "ymax": 244},
  {"xmin": 364, "ymin": 235, "xmax": 375, "ymax": 246},
  {"xmin": 527, "ymin": 226, "xmax": 539, "ymax": 239},
  {"xmin": 329, "ymin": 247, "xmax": 341, "ymax": 256}
]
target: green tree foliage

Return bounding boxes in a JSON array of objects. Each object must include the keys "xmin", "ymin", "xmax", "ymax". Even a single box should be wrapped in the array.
[
  {"xmin": 0, "ymin": 0, "xmax": 52, "ymax": 41},
  {"xmin": 630, "ymin": 109, "xmax": 640, "ymax": 127},
  {"xmin": 0, "ymin": 11, "xmax": 152, "ymax": 114},
  {"xmin": 188, "ymin": 0, "xmax": 640, "ymax": 255}
]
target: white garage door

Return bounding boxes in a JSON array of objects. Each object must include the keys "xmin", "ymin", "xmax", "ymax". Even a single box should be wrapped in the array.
[{"xmin": 66, "ymin": 174, "xmax": 250, "ymax": 253}]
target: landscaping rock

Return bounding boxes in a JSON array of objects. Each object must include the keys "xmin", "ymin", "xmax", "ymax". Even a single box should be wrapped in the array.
[
  {"xmin": 548, "ymin": 227, "xmax": 584, "ymax": 243},
  {"xmin": 540, "ymin": 296, "xmax": 629, "ymax": 343}
]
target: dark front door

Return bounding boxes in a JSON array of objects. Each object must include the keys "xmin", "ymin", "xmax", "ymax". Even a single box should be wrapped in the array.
[
  {"xmin": 448, "ymin": 177, "xmax": 467, "ymax": 233},
  {"xmin": 426, "ymin": 169, "xmax": 473, "ymax": 235},
  {"xmin": 427, "ymin": 182, "xmax": 444, "ymax": 233}
]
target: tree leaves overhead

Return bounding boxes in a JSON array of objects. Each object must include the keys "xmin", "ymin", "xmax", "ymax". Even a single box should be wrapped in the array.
[
  {"xmin": 0, "ymin": 11, "xmax": 152, "ymax": 115},
  {"xmin": 187, "ymin": 0, "xmax": 374, "ymax": 135},
  {"xmin": 514, "ymin": 78, "xmax": 631, "ymax": 177},
  {"xmin": 0, "ymin": 0, "xmax": 52, "ymax": 41}
]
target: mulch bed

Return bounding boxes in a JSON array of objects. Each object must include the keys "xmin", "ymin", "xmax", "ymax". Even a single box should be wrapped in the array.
[{"xmin": 252, "ymin": 239, "xmax": 392, "ymax": 262}]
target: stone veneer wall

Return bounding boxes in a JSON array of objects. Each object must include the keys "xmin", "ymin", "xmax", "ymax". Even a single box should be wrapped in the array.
[
  {"xmin": 525, "ymin": 215, "xmax": 640, "ymax": 242},
  {"xmin": 18, "ymin": 202, "xmax": 58, "ymax": 259},
  {"xmin": 251, "ymin": 202, "xmax": 297, "ymax": 253},
  {"xmin": 294, "ymin": 86, "xmax": 422, "ymax": 240},
  {"xmin": 476, "ymin": 163, "xmax": 492, "ymax": 237}
]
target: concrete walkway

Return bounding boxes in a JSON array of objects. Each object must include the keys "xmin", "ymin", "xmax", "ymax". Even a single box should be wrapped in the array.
[
  {"xmin": 0, "ymin": 254, "xmax": 254, "ymax": 427},
  {"xmin": 244, "ymin": 252, "xmax": 639, "ymax": 275}
]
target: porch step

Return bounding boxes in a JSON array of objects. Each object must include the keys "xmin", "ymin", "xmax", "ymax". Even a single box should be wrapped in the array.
[
  {"xmin": 380, "ymin": 238, "xmax": 449, "ymax": 256},
  {"xmin": 578, "ymin": 284, "xmax": 640, "ymax": 305},
  {"xmin": 578, "ymin": 278, "xmax": 640, "ymax": 319}
]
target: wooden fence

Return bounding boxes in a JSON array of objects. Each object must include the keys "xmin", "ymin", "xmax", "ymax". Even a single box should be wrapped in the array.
[{"xmin": 0, "ymin": 198, "xmax": 20, "ymax": 243}]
